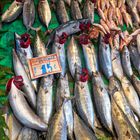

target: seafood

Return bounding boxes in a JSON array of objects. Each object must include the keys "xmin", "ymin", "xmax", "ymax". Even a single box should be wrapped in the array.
[{"xmin": 136, "ymin": 34, "xmax": 140, "ymax": 54}]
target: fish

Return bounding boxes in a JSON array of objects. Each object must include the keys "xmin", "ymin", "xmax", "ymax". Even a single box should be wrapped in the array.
[
  {"xmin": 74, "ymin": 80, "xmax": 94, "ymax": 131},
  {"xmin": 17, "ymin": 127, "xmax": 38, "ymax": 140},
  {"xmin": 81, "ymin": 41, "xmax": 98, "ymax": 77},
  {"xmin": 12, "ymin": 49, "xmax": 36, "ymax": 109},
  {"xmin": 56, "ymin": 0, "xmax": 69, "ymax": 24},
  {"xmin": 46, "ymin": 103, "xmax": 67, "ymax": 140},
  {"xmin": 38, "ymin": 0, "xmax": 51, "ymax": 28},
  {"xmin": 121, "ymin": 76, "xmax": 140, "ymax": 119},
  {"xmin": 55, "ymin": 74, "xmax": 74, "ymax": 140},
  {"xmin": 92, "ymin": 72, "xmax": 113, "ymax": 133},
  {"xmin": 109, "ymin": 76, "xmax": 140, "ymax": 134},
  {"xmin": 73, "ymin": 111, "xmax": 97, "ymax": 140},
  {"xmin": 99, "ymin": 36, "xmax": 113, "ymax": 79},
  {"xmin": 121, "ymin": 46, "xmax": 133, "ymax": 78},
  {"xmin": 67, "ymin": 36, "xmax": 82, "ymax": 79},
  {"xmin": 71, "ymin": 0, "xmax": 82, "ymax": 20},
  {"xmin": 14, "ymin": 33, "xmax": 38, "ymax": 92},
  {"xmin": 64, "ymin": 0, "xmax": 71, "ymax": 6},
  {"xmin": 1, "ymin": 0, "xmax": 23, "ymax": 23},
  {"xmin": 136, "ymin": 34, "xmax": 140, "ymax": 54},
  {"xmin": 7, "ymin": 76, "xmax": 47, "ymax": 131},
  {"xmin": 129, "ymin": 44, "xmax": 140, "ymax": 75},
  {"xmin": 3, "ymin": 113, "xmax": 22, "ymax": 140},
  {"xmin": 83, "ymin": 0, "xmax": 94, "ymax": 24},
  {"xmin": 23, "ymin": 0, "xmax": 35, "ymax": 30}
]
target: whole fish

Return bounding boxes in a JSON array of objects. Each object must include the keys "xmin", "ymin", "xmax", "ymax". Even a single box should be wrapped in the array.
[
  {"xmin": 17, "ymin": 127, "xmax": 38, "ymax": 140},
  {"xmin": 81, "ymin": 41, "xmax": 98, "ymax": 77},
  {"xmin": 23, "ymin": 0, "xmax": 35, "ymax": 30},
  {"xmin": 67, "ymin": 36, "xmax": 82, "ymax": 79},
  {"xmin": 71, "ymin": 0, "xmax": 82, "ymax": 20},
  {"xmin": 56, "ymin": 0, "xmax": 69, "ymax": 24},
  {"xmin": 121, "ymin": 76, "xmax": 140, "ymax": 119},
  {"xmin": 73, "ymin": 111, "xmax": 97, "ymax": 140},
  {"xmin": 7, "ymin": 76, "xmax": 47, "ymax": 131},
  {"xmin": 3, "ymin": 113, "xmax": 22, "ymax": 140},
  {"xmin": 92, "ymin": 72, "xmax": 113, "ymax": 133},
  {"xmin": 109, "ymin": 77, "xmax": 140, "ymax": 134},
  {"xmin": 121, "ymin": 46, "xmax": 133, "ymax": 78},
  {"xmin": 38, "ymin": 0, "xmax": 51, "ymax": 28},
  {"xmin": 46, "ymin": 103, "xmax": 67, "ymax": 140},
  {"xmin": 99, "ymin": 36, "xmax": 113, "ymax": 79},
  {"xmin": 74, "ymin": 81, "xmax": 94, "ymax": 131},
  {"xmin": 136, "ymin": 34, "xmax": 140, "ymax": 54},
  {"xmin": 83, "ymin": 0, "xmax": 94, "ymax": 24},
  {"xmin": 14, "ymin": 33, "xmax": 38, "ymax": 92},
  {"xmin": 111, "ymin": 47, "xmax": 124, "ymax": 81},
  {"xmin": 55, "ymin": 74, "xmax": 74, "ymax": 140},
  {"xmin": 13, "ymin": 49, "xmax": 36, "ymax": 109},
  {"xmin": 1, "ymin": 0, "xmax": 23, "ymax": 23},
  {"xmin": 129, "ymin": 44, "xmax": 140, "ymax": 75}
]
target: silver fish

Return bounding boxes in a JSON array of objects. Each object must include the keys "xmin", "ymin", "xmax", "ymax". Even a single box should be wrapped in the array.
[
  {"xmin": 99, "ymin": 37, "xmax": 112, "ymax": 79},
  {"xmin": 83, "ymin": 0, "xmax": 94, "ymax": 23},
  {"xmin": 122, "ymin": 46, "xmax": 133, "ymax": 78},
  {"xmin": 73, "ymin": 111, "xmax": 97, "ymax": 140},
  {"xmin": 56, "ymin": 0, "xmax": 69, "ymax": 24},
  {"xmin": 67, "ymin": 36, "xmax": 82, "ymax": 79},
  {"xmin": 13, "ymin": 49, "xmax": 36, "ymax": 108},
  {"xmin": 1, "ymin": 0, "xmax": 23, "ymax": 23},
  {"xmin": 55, "ymin": 74, "xmax": 74, "ymax": 140},
  {"xmin": 17, "ymin": 127, "xmax": 38, "ymax": 140},
  {"xmin": 129, "ymin": 44, "xmax": 140, "ymax": 75},
  {"xmin": 23, "ymin": 0, "xmax": 35, "ymax": 30},
  {"xmin": 71, "ymin": 0, "xmax": 82, "ymax": 20},
  {"xmin": 74, "ymin": 81, "xmax": 94, "ymax": 131},
  {"xmin": 82, "ymin": 41, "xmax": 98, "ymax": 77},
  {"xmin": 46, "ymin": 104, "xmax": 67, "ymax": 140},
  {"xmin": 8, "ymin": 77, "xmax": 47, "ymax": 131},
  {"xmin": 121, "ymin": 76, "xmax": 140, "ymax": 119},
  {"xmin": 38, "ymin": 0, "xmax": 51, "ymax": 27},
  {"xmin": 136, "ymin": 34, "xmax": 140, "ymax": 54},
  {"xmin": 92, "ymin": 72, "xmax": 113, "ymax": 133}
]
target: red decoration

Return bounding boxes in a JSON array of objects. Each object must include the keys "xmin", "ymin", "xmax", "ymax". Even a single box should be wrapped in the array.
[
  {"xmin": 58, "ymin": 32, "xmax": 68, "ymax": 44},
  {"xmin": 79, "ymin": 34, "xmax": 89, "ymax": 45},
  {"xmin": 20, "ymin": 33, "xmax": 31, "ymax": 48},
  {"xmin": 103, "ymin": 33, "xmax": 111, "ymax": 44},
  {"xmin": 79, "ymin": 22, "xmax": 91, "ymax": 31},
  {"xmin": 80, "ymin": 68, "xmax": 89, "ymax": 82}
]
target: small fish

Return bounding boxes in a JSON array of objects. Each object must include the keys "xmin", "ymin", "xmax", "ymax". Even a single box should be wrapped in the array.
[
  {"xmin": 23, "ymin": 0, "xmax": 35, "ymax": 30},
  {"xmin": 13, "ymin": 49, "xmax": 36, "ymax": 108},
  {"xmin": 121, "ymin": 46, "xmax": 133, "ymax": 78},
  {"xmin": 99, "ymin": 36, "xmax": 113, "ymax": 79},
  {"xmin": 83, "ymin": 0, "xmax": 94, "ymax": 24},
  {"xmin": 38, "ymin": 0, "xmax": 51, "ymax": 28},
  {"xmin": 73, "ymin": 111, "xmax": 97, "ymax": 140},
  {"xmin": 92, "ymin": 72, "xmax": 113, "ymax": 133},
  {"xmin": 56, "ymin": 0, "xmax": 69, "ymax": 24},
  {"xmin": 7, "ymin": 76, "xmax": 47, "ymax": 131},
  {"xmin": 17, "ymin": 127, "xmax": 38, "ymax": 140},
  {"xmin": 136, "ymin": 34, "xmax": 140, "ymax": 54},
  {"xmin": 67, "ymin": 36, "xmax": 82, "ymax": 79},
  {"xmin": 71, "ymin": 0, "xmax": 82, "ymax": 20},
  {"xmin": 1, "ymin": 0, "xmax": 23, "ymax": 23}
]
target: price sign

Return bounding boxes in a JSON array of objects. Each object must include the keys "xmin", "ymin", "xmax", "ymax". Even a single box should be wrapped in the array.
[{"xmin": 28, "ymin": 53, "xmax": 62, "ymax": 79}]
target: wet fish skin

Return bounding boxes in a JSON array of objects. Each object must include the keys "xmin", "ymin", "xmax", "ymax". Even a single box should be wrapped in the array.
[
  {"xmin": 74, "ymin": 81, "xmax": 94, "ymax": 131},
  {"xmin": 136, "ymin": 34, "xmax": 140, "ymax": 54},
  {"xmin": 99, "ymin": 37, "xmax": 113, "ymax": 79},
  {"xmin": 56, "ymin": 0, "xmax": 69, "ymax": 24},
  {"xmin": 92, "ymin": 72, "xmax": 113, "ymax": 133},
  {"xmin": 55, "ymin": 74, "xmax": 74, "ymax": 140},
  {"xmin": 1, "ymin": 1, "xmax": 23, "ymax": 23},
  {"xmin": 17, "ymin": 127, "xmax": 38, "ymax": 140},
  {"xmin": 23, "ymin": 0, "xmax": 35, "ymax": 30},
  {"xmin": 67, "ymin": 36, "xmax": 82, "ymax": 79},
  {"xmin": 13, "ymin": 49, "xmax": 36, "ymax": 109},
  {"xmin": 73, "ymin": 111, "xmax": 97, "ymax": 140},
  {"xmin": 83, "ymin": 0, "xmax": 94, "ymax": 24},
  {"xmin": 38, "ymin": 0, "xmax": 51, "ymax": 27},
  {"xmin": 71, "ymin": 0, "xmax": 82, "ymax": 20},
  {"xmin": 121, "ymin": 46, "xmax": 133, "ymax": 78},
  {"xmin": 9, "ymin": 81, "xmax": 47, "ymax": 131},
  {"xmin": 82, "ymin": 42, "xmax": 98, "ymax": 77}
]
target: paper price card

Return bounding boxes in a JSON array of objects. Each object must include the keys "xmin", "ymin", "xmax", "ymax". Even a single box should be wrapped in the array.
[{"xmin": 28, "ymin": 53, "xmax": 62, "ymax": 79}]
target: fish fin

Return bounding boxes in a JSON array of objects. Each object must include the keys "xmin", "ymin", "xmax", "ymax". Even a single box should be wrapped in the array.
[{"xmin": 28, "ymin": 25, "xmax": 42, "ymax": 32}]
